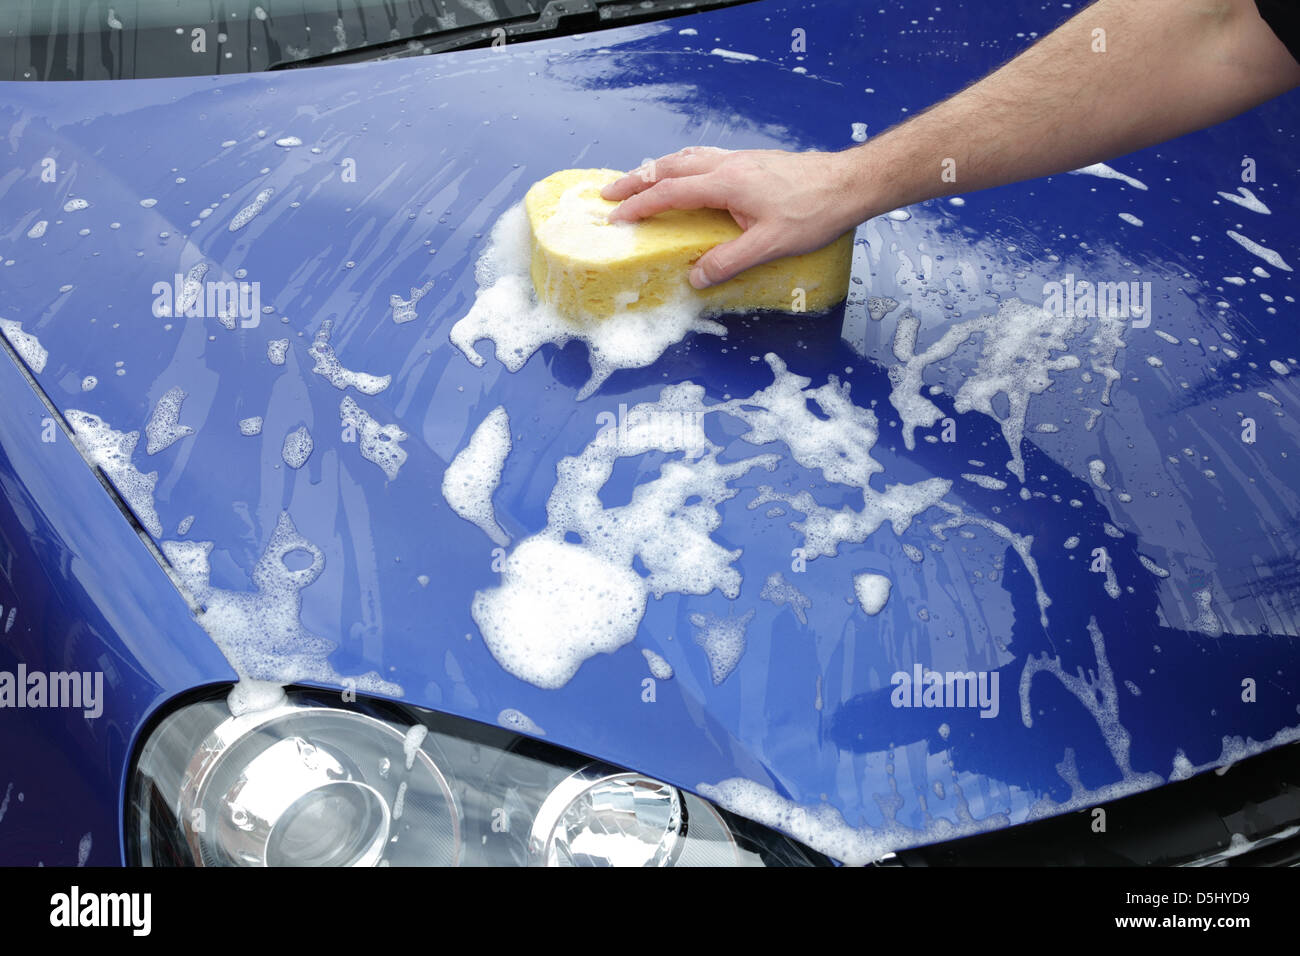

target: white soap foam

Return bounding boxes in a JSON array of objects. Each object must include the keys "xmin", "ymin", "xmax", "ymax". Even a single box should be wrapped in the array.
[
  {"xmin": 533, "ymin": 182, "xmax": 639, "ymax": 261},
  {"xmin": 239, "ymin": 416, "xmax": 263, "ymax": 436},
  {"xmin": 390, "ymin": 280, "xmax": 434, "ymax": 324},
  {"xmin": 867, "ymin": 296, "xmax": 899, "ymax": 321},
  {"xmin": 1117, "ymin": 213, "xmax": 1143, "ymax": 227},
  {"xmin": 275, "ymin": 136, "xmax": 302, "ymax": 148},
  {"xmin": 711, "ymin": 48, "xmax": 759, "ymax": 61},
  {"xmin": 62, "ymin": 198, "xmax": 89, "ymax": 212},
  {"xmin": 1153, "ymin": 329, "xmax": 1179, "ymax": 345},
  {"xmin": 471, "ymin": 354, "xmax": 957, "ymax": 688},
  {"xmin": 81, "ymin": 376, "xmax": 97, "ymax": 391},
  {"xmin": 66, "ymin": 410, "xmax": 163, "ymax": 537},
  {"xmin": 1063, "ymin": 536, "xmax": 1080, "ymax": 549},
  {"xmin": 1217, "ymin": 187, "xmax": 1270, "ymax": 215},
  {"xmin": 497, "ymin": 708, "xmax": 545, "ymax": 736},
  {"xmin": 1138, "ymin": 554, "xmax": 1170, "ymax": 578},
  {"xmin": 441, "ymin": 405, "xmax": 512, "ymax": 546},
  {"xmin": 932, "ymin": 504, "xmax": 1050, "ymax": 627},
  {"xmin": 890, "ymin": 300, "xmax": 1080, "ymax": 481},
  {"xmin": 177, "ymin": 515, "xmax": 194, "ymax": 535},
  {"xmin": 227, "ymin": 680, "xmax": 286, "ymax": 716},
  {"xmin": 161, "ymin": 514, "xmax": 401, "ymax": 697},
  {"xmin": 691, "ymin": 609, "xmax": 754, "ymax": 685},
  {"xmin": 144, "ymin": 386, "xmax": 194, "ymax": 454},
  {"xmin": 0, "ymin": 319, "xmax": 48, "ymax": 373},
  {"xmin": 853, "ymin": 572, "xmax": 891, "ymax": 615},
  {"xmin": 962, "ymin": 473, "xmax": 1007, "ymax": 491},
  {"xmin": 1145, "ymin": 355, "xmax": 1163, "ymax": 368},
  {"xmin": 1020, "ymin": 617, "xmax": 1144, "ymax": 780},
  {"xmin": 229, "ymin": 187, "xmax": 274, "ymax": 232},
  {"xmin": 282, "ymin": 425, "xmax": 313, "ymax": 469},
  {"xmin": 850, "ymin": 122, "xmax": 868, "ymax": 143},
  {"xmin": 1088, "ymin": 312, "xmax": 1126, "ymax": 407},
  {"xmin": 642, "ymin": 648, "xmax": 674, "ymax": 680},
  {"xmin": 402, "ymin": 724, "xmax": 427, "ymax": 769},
  {"xmin": 1191, "ymin": 588, "xmax": 1222, "ymax": 637},
  {"xmin": 697, "ymin": 778, "xmax": 904, "ymax": 866},
  {"xmin": 26, "ymin": 220, "xmax": 47, "ymax": 239},
  {"xmin": 340, "ymin": 397, "xmax": 408, "ymax": 480},
  {"xmin": 1088, "ymin": 459, "xmax": 1110, "ymax": 491},
  {"xmin": 1068, "ymin": 163, "xmax": 1148, "ymax": 191},
  {"xmin": 1222, "ymin": 276, "xmax": 1246, "ymax": 286},
  {"xmin": 1226, "ymin": 230, "xmax": 1292, "ymax": 272},
  {"xmin": 267, "ymin": 338, "xmax": 289, "ymax": 365},
  {"xmin": 1269, "ymin": 359, "xmax": 1290, "ymax": 376},
  {"xmin": 475, "ymin": 537, "xmax": 648, "ymax": 689},
  {"xmin": 308, "ymin": 320, "xmax": 390, "ymax": 394},
  {"xmin": 449, "ymin": 203, "xmax": 727, "ymax": 400},
  {"xmin": 759, "ymin": 571, "xmax": 811, "ymax": 624}
]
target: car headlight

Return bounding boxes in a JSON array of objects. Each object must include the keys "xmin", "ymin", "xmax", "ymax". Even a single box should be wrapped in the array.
[{"xmin": 128, "ymin": 688, "xmax": 829, "ymax": 867}]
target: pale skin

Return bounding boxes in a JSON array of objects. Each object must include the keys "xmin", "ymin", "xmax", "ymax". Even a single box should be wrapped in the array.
[{"xmin": 602, "ymin": 0, "xmax": 1300, "ymax": 289}]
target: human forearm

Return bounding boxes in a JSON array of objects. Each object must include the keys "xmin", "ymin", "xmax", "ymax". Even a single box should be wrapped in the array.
[{"xmin": 834, "ymin": 0, "xmax": 1300, "ymax": 222}]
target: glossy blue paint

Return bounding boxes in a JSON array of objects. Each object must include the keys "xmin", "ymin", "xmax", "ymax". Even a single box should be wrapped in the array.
[{"xmin": 0, "ymin": 0, "xmax": 1297, "ymax": 864}]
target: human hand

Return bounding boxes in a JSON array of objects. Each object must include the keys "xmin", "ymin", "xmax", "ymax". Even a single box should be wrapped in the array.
[{"xmin": 601, "ymin": 146, "xmax": 867, "ymax": 289}]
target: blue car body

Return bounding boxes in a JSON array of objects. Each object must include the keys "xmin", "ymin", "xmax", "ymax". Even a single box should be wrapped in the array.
[{"xmin": 1, "ymin": 0, "xmax": 1297, "ymax": 865}]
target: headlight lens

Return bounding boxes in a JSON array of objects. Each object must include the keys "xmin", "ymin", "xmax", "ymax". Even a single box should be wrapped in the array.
[{"xmin": 128, "ymin": 688, "xmax": 828, "ymax": 867}]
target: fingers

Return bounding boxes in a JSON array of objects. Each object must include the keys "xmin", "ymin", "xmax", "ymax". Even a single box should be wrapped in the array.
[
  {"xmin": 600, "ymin": 146, "xmax": 731, "ymax": 202},
  {"xmin": 690, "ymin": 226, "xmax": 780, "ymax": 289},
  {"xmin": 606, "ymin": 173, "xmax": 730, "ymax": 223}
]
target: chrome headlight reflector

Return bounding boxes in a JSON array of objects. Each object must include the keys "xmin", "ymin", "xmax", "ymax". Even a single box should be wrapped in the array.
[{"xmin": 128, "ymin": 687, "xmax": 829, "ymax": 867}]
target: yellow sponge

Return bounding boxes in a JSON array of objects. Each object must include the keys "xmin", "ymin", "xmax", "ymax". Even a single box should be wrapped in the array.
[{"xmin": 525, "ymin": 168, "xmax": 853, "ymax": 321}]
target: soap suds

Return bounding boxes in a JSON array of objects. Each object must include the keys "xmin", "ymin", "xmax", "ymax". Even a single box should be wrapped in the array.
[
  {"xmin": 853, "ymin": 573, "xmax": 891, "ymax": 615},
  {"xmin": 161, "ymin": 514, "xmax": 401, "ymax": 698},
  {"xmin": 962, "ymin": 473, "xmax": 1007, "ymax": 491},
  {"xmin": 760, "ymin": 572, "xmax": 811, "ymax": 624},
  {"xmin": 1068, "ymin": 163, "xmax": 1148, "ymax": 191},
  {"xmin": 282, "ymin": 426, "xmax": 313, "ymax": 469},
  {"xmin": 66, "ymin": 410, "xmax": 163, "ymax": 537},
  {"xmin": 267, "ymin": 339, "xmax": 289, "ymax": 365},
  {"xmin": 402, "ymin": 724, "xmax": 428, "ymax": 768},
  {"xmin": 1020, "ymin": 617, "xmax": 1150, "ymax": 783},
  {"xmin": 340, "ymin": 397, "xmax": 408, "ymax": 480},
  {"xmin": 0, "ymin": 319, "xmax": 48, "ymax": 373},
  {"xmin": 471, "ymin": 355, "xmax": 947, "ymax": 687},
  {"xmin": 642, "ymin": 648, "xmax": 674, "ymax": 679},
  {"xmin": 1226, "ymin": 230, "xmax": 1292, "ymax": 272},
  {"xmin": 1217, "ymin": 187, "xmax": 1270, "ymax": 215},
  {"xmin": 309, "ymin": 321, "xmax": 390, "ymax": 395},
  {"xmin": 239, "ymin": 416, "xmax": 263, "ymax": 436},
  {"xmin": 450, "ymin": 203, "xmax": 727, "ymax": 400},
  {"xmin": 390, "ymin": 280, "xmax": 434, "ymax": 324},
  {"xmin": 497, "ymin": 708, "xmax": 545, "ymax": 736},
  {"xmin": 144, "ymin": 386, "xmax": 194, "ymax": 454},
  {"xmin": 889, "ymin": 300, "xmax": 1080, "ymax": 482},
  {"xmin": 229, "ymin": 187, "xmax": 274, "ymax": 232},
  {"xmin": 441, "ymin": 405, "xmax": 512, "ymax": 546},
  {"xmin": 691, "ymin": 609, "xmax": 754, "ymax": 685}
]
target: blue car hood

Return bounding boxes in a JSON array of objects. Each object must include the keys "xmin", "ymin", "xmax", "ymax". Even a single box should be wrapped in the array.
[{"xmin": 3, "ymin": 0, "xmax": 1298, "ymax": 862}]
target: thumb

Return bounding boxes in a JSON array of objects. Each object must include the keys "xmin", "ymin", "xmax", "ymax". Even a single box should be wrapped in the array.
[{"xmin": 690, "ymin": 227, "xmax": 779, "ymax": 289}]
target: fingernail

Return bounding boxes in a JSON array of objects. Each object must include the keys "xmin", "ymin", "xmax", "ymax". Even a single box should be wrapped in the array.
[{"xmin": 689, "ymin": 267, "xmax": 710, "ymax": 290}]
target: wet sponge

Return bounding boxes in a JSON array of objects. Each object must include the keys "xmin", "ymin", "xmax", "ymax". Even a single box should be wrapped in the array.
[{"xmin": 525, "ymin": 168, "xmax": 853, "ymax": 321}]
